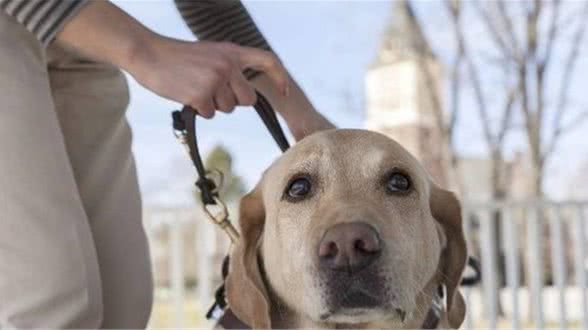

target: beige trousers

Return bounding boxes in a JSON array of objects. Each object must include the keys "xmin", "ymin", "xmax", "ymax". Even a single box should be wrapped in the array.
[{"xmin": 0, "ymin": 12, "xmax": 153, "ymax": 329}]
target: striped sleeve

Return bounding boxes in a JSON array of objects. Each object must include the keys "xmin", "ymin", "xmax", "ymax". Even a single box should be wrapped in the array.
[
  {"xmin": 0, "ymin": 0, "xmax": 89, "ymax": 47},
  {"xmin": 174, "ymin": 0, "xmax": 272, "ymax": 79}
]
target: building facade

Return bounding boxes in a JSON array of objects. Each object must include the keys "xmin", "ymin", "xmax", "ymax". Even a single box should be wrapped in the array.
[{"xmin": 365, "ymin": 1, "xmax": 449, "ymax": 187}]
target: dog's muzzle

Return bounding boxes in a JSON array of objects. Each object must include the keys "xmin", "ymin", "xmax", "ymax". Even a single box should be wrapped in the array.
[{"xmin": 317, "ymin": 222, "xmax": 387, "ymax": 311}]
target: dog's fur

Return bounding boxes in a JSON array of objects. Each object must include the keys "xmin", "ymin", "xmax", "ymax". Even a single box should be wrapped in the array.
[{"xmin": 225, "ymin": 129, "xmax": 467, "ymax": 329}]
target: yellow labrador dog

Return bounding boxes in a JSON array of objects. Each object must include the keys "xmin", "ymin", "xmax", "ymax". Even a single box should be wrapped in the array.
[{"xmin": 225, "ymin": 129, "xmax": 467, "ymax": 329}]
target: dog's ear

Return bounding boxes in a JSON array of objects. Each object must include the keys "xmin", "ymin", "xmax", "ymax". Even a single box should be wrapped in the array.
[
  {"xmin": 225, "ymin": 185, "xmax": 271, "ymax": 329},
  {"xmin": 429, "ymin": 184, "xmax": 467, "ymax": 329}
]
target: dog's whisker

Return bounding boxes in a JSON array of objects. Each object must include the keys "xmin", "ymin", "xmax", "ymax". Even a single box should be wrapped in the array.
[{"xmin": 401, "ymin": 276, "xmax": 434, "ymax": 321}]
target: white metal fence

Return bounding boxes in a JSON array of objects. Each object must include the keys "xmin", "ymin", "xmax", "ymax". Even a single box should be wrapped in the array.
[
  {"xmin": 144, "ymin": 206, "xmax": 233, "ymax": 328},
  {"xmin": 462, "ymin": 201, "xmax": 587, "ymax": 329},
  {"xmin": 145, "ymin": 200, "xmax": 588, "ymax": 329}
]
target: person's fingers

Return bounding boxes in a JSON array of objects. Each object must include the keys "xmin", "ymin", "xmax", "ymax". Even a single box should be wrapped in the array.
[
  {"xmin": 233, "ymin": 46, "xmax": 290, "ymax": 96},
  {"xmin": 190, "ymin": 97, "xmax": 215, "ymax": 118},
  {"xmin": 214, "ymin": 84, "xmax": 238, "ymax": 113},
  {"xmin": 229, "ymin": 72, "xmax": 257, "ymax": 106}
]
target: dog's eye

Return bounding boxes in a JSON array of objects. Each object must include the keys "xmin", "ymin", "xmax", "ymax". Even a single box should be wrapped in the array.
[
  {"xmin": 286, "ymin": 177, "xmax": 312, "ymax": 200},
  {"xmin": 386, "ymin": 172, "xmax": 411, "ymax": 193}
]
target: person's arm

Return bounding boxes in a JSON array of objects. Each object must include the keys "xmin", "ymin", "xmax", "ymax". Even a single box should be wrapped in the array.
[
  {"xmin": 0, "ymin": 0, "xmax": 89, "ymax": 46},
  {"xmin": 175, "ymin": 0, "xmax": 335, "ymax": 140},
  {"xmin": 34, "ymin": 1, "xmax": 287, "ymax": 120}
]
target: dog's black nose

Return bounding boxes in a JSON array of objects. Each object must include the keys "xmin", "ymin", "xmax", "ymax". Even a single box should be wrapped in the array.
[{"xmin": 318, "ymin": 222, "xmax": 381, "ymax": 273}]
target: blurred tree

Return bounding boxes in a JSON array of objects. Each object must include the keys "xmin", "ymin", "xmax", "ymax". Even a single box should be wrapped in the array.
[
  {"xmin": 388, "ymin": 0, "xmax": 464, "ymax": 193},
  {"xmin": 408, "ymin": 0, "xmax": 588, "ymax": 198},
  {"xmin": 450, "ymin": 2, "xmax": 588, "ymax": 310},
  {"xmin": 407, "ymin": 0, "xmax": 588, "ymax": 318},
  {"xmin": 471, "ymin": 0, "xmax": 588, "ymax": 197},
  {"xmin": 405, "ymin": 0, "xmax": 517, "ymax": 200},
  {"xmin": 193, "ymin": 145, "xmax": 246, "ymax": 203},
  {"xmin": 407, "ymin": 4, "xmax": 515, "ymax": 309}
]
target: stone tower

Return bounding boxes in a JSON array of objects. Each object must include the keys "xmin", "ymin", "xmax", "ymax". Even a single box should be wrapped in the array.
[{"xmin": 365, "ymin": 0, "xmax": 448, "ymax": 186}]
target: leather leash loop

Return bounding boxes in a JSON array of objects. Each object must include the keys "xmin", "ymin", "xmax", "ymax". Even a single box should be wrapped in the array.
[
  {"xmin": 172, "ymin": 90, "xmax": 291, "ymax": 325},
  {"xmin": 253, "ymin": 91, "xmax": 290, "ymax": 152},
  {"xmin": 173, "ymin": 107, "xmax": 218, "ymax": 205},
  {"xmin": 172, "ymin": 91, "xmax": 290, "ymax": 207}
]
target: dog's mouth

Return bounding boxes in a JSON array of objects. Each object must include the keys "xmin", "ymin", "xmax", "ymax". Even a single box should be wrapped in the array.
[
  {"xmin": 319, "ymin": 304, "xmax": 408, "ymax": 326},
  {"xmin": 339, "ymin": 286, "xmax": 381, "ymax": 309},
  {"xmin": 318, "ymin": 266, "xmax": 397, "ymax": 322},
  {"xmin": 329, "ymin": 279, "xmax": 384, "ymax": 310}
]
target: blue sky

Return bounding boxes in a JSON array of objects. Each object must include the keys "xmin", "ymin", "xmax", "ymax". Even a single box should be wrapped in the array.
[{"xmin": 113, "ymin": 1, "xmax": 588, "ymax": 205}]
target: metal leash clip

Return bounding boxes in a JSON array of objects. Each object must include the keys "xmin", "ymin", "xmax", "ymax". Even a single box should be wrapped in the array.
[
  {"xmin": 202, "ymin": 195, "xmax": 240, "ymax": 243},
  {"xmin": 172, "ymin": 92, "xmax": 289, "ymax": 244},
  {"xmin": 172, "ymin": 109, "xmax": 240, "ymax": 243}
]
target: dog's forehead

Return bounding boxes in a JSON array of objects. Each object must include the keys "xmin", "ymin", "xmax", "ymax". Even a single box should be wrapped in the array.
[{"xmin": 263, "ymin": 129, "xmax": 428, "ymax": 185}]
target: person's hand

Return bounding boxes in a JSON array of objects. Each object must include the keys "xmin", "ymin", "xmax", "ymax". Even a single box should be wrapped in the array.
[
  {"xmin": 56, "ymin": 0, "xmax": 330, "ymax": 133},
  {"xmin": 56, "ymin": 2, "xmax": 289, "ymax": 118},
  {"xmin": 127, "ymin": 37, "xmax": 289, "ymax": 118}
]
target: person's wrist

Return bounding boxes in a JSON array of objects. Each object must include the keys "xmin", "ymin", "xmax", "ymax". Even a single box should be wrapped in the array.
[
  {"xmin": 289, "ymin": 110, "xmax": 335, "ymax": 140},
  {"xmin": 249, "ymin": 73, "xmax": 335, "ymax": 139},
  {"xmin": 279, "ymin": 97, "xmax": 335, "ymax": 140},
  {"xmin": 121, "ymin": 29, "xmax": 161, "ymax": 76}
]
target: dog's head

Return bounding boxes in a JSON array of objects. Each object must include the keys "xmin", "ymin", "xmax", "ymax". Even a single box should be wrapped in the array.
[{"xmin": 225, "ymin": 129, "xmax": 467, "ymax": 329}]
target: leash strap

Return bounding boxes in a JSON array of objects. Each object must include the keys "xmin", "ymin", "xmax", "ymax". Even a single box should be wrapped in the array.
[
  {"xmin": 172, "ymin": 109, "xmax": 217, "ymax": 205},
  {"xmin": 172, "ymin": 91, "xmax": 290, "ymax": 206},
  {"xmin": 253, "ymin": 92, "xmax": 290, "ymax": 152},
  {"xmin": 421, "ymin": 285, "xmax": 444, "ymax": 329},
  {"xmin": 172, "ymin": 91, "xmax": 290, "ymax": 326}
]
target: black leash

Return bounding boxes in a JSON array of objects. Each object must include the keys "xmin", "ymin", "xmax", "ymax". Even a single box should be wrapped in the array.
[
  {"xmin": 172, "ymin": 91, "xmax": 290, "ymax": 207},
  {"xmin": 172, "ymin": 90, "xmax": 290, "ymax": 327}
]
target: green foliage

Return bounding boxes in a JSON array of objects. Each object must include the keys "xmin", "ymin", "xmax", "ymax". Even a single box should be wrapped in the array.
[{"xmin": 193, "ymin": 145, "xmax": 246, "ymax": 204}]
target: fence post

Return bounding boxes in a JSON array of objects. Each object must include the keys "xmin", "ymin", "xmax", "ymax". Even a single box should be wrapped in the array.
[
  {"xmin": 527, "ymin": 205, "xmax": 544, "ymax": 329},
  {"xmin": 197, "ymin": 214, "xmax": 215, "ymax": 305},
  {"xmin": 479, "ymin": 208, "xmax": 498, "ymax": 329},
  {"xmin": 549, "ymin": 206, "xmax": 568, "ymax": 330},
  {"xmin": 572, "ymin": 206, "xmax": 587, "ymax": 330},
  {"xmin": 170, "ymin": 220, "xmax": 185, "ymax": 328},
  {"xmin": 502, "ymin": 207, "xmax": 520, "ymax": 330}
]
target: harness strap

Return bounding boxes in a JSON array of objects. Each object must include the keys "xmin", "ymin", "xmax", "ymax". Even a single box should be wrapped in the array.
[
  {"xmin": 218, "ymin": 308, "xmax": 251, "ymax": 329},
  {"xmin": 216, "ymin": 287, "xmax": 445, "ymax": 330},
  {"xmin": 461, "ymin": 255, "xmax": 482, "ymax": 286},
  {"xmin": 421, "ymin": 285, "xmax": 444, "ymax": 329}
]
